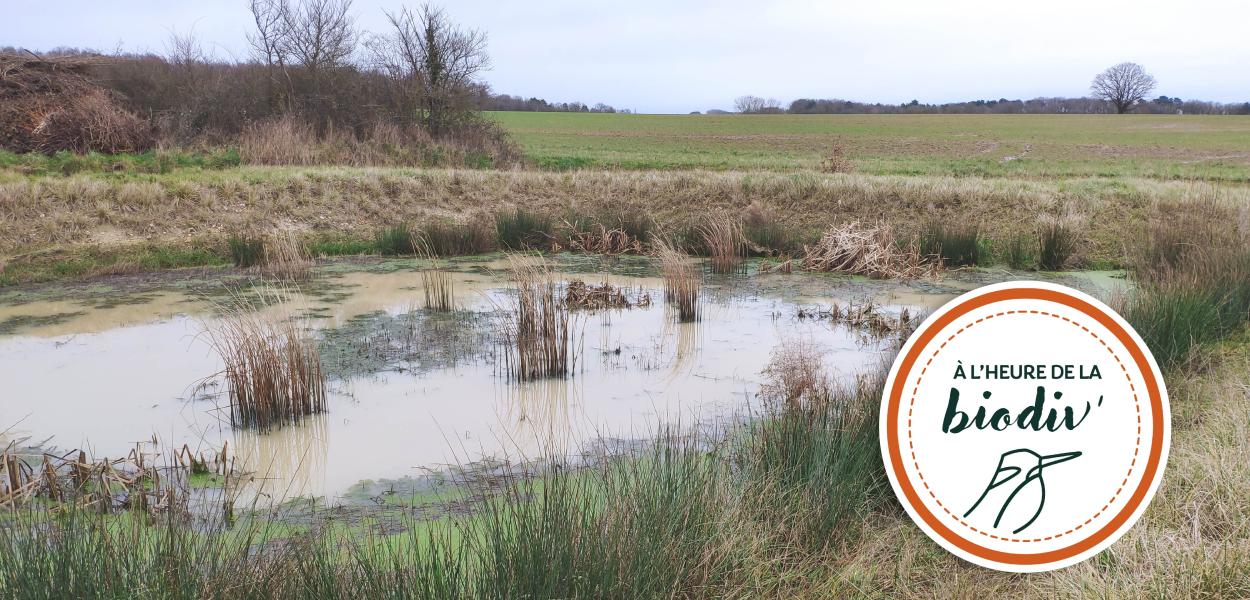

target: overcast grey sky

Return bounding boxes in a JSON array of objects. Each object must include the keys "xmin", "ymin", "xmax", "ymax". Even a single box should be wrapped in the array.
[{"xmin": 4, "ymin": 0, "xmax": 1248, "ymax": 113}]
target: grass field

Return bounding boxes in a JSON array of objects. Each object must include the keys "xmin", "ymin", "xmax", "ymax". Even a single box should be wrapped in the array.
[{"xmin": 493, "ymin": 112, "xmax": 1250, "ymax": 180}]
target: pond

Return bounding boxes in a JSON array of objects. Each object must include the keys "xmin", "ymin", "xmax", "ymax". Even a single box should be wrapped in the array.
[{"xmin": 0, "ymin": 256, "xmax": 1126, "ymax": 505}]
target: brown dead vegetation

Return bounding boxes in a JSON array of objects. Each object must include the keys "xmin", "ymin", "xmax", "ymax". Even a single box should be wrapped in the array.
[
  {"xmin": 563, "ymin": 280, "xmax": 651, "ymax": 311},
  {"xmin": 802, "ymin": 221, "xmax": 937, "ymax": 279},
  {"xmin": 0, "ymin": 53, "xmax": 152, "ymax": 154}
]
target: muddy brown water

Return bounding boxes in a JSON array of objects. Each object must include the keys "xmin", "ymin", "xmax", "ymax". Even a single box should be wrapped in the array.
[{"xmin": 0, "ymin": 258, "xmax": 1126, "ymax": 504}]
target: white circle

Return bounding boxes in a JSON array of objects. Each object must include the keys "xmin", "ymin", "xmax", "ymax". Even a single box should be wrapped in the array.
[{"xmin": 880, "ymin": 281, "xmax": 1170, "ymax": 572}]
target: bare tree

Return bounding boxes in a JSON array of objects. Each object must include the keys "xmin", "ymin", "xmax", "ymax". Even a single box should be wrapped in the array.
[
  {"xmin": 247, "ymin": 0, "xmax": 292, "ymax": 110},
  {"xmin": 283, "ymin": 0, "xmax": 357, "ymax": 120},
  {"xmin": 1091, "ymin": 62, "xmax": 1157, "ymax": 114},
  {"xmin": 371, "ymin": 4, "xmax": 489, "ymax": 136},
  {"xmin": 734, "ymin": 95, "xmax": 782, "ymax": 114}
]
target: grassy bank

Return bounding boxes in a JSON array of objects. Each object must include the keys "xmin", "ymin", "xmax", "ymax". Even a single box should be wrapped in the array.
[
  {"xmin": 3, "ymin": 166, "xmax": 1245, "ymax": 284},
  {"xmin": 492, "ymin": 112, "xmax": 1250, "ymax": 180}
]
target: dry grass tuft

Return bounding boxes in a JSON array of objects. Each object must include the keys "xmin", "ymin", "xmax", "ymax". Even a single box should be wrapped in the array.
[
  {"xmin": 698, "ymin": 217, "xmax": 745, "ymax": 274},
  {"xmin": 261, "ymin": 230, "xmax": 313, "ymax": 281},
  {"xmin": 802, "ymin": 221, "xmax": 936, "ymax": 279},
  {"xmin": 655, "ymin": 239, "xmax": 700, "ymax": 322},
  {"xmin": 499, "ymin": 257, "xmax": 580, "ymax": 380},
  {"xmin": 819, "ymin": 144, "xmax": 855, "ymax": 173},
  {"xmin": 205, "ymin": 292, "xmax": 326, "ymax": 431}
]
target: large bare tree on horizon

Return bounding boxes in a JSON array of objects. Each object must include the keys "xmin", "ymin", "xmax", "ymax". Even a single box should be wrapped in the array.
[{"xmin": 1091, "ymin": 62, "xmax": 1157, "ymax": 114}]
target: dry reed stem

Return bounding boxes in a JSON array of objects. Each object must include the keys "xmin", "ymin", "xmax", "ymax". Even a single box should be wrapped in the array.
[
  {"xmin": 205, "ymin": 289, "xmax": 326, "ymax": 431},
  {"xmin": 802, "ymin": 221, "xmax": 937, "ymax": 279}
]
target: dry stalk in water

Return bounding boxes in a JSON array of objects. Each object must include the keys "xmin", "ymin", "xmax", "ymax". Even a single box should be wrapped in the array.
[
  {"xmin": 656, "ymin": 239, "xmax": 700, "ymax": 322},
  {"xmin": 802, "ymin": 221, "xmax": 937, "ymax": 279},
  {"xmin": 205, "ymin": 290, "xmax": 326, "ymax": 431}
]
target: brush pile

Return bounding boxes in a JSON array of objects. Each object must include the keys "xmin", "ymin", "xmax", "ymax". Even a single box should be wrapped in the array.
[
  {"xmin": 802, "ymin": 221, "xmax": 936, "ymax": 279},
  {"xmin": 563, "ymin": 280, "xmax": 651, "ymax": 311},
  {"xmin": 0, "ymin": 53, "xmax": 152, "ymax": 154}
]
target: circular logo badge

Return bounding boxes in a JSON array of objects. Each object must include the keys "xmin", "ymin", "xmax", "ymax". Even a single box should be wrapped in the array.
[{"xmin": 880, "ymin": 281, "xmax": 1170, "ymax": 572}]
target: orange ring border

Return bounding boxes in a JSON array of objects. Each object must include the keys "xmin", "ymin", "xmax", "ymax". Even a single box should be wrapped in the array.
[{"xmin": 885, "ymin": 286, "xmax": 1166, "ymax": 566}]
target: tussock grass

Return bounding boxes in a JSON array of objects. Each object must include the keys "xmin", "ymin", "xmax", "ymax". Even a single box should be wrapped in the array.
[
  {"xmin": 1037, "ymin": 216, "xmax": 1079, "ymax": 271},
  {"xmin": 420, "ymin": 217, "xmax": 496, "ymax": 256},
  {"xmin": 743, "ymin": 340, "xmax": 888, "ymax": 554},
  {"xmin": 205, "ymin": 292, "xmax": 326, "ymax": 431},
  {"xmin": 496, "ymin": 208, "xmax": 554, "ymax": 250},
  {"xmin": 374, "ymin": 224, "xmax": 418, "ymax": 256},
  {"xmin": 1123, "ymin": 203, "xmax": 1250, "ymax": 370},
  {"xmin": 697, "ymin": 217, "xmax": 745, "ymax": 274},
  {"xmin": 920, "ymin": 220, "xmax": 982, "ymax": 267},
  {"xmin": 742, "ymin": 200, "xmax": 795, "ymax": 256},
  {"xmin": 1003, "ymin": 234, "xmax": 1036, "ymax": 269},
  {"xmin": 227, "ymin": 234, "xmax": 264, "ymax": 268},
  {"xmin": 498, "ymin": 257, "xmax": 579, "ymax": 380},
  {"xmin": 656, "ymin": 239, "xmax": 700, "ymax": 322}
]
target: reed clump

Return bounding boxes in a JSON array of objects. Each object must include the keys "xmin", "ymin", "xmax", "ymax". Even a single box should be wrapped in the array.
[
  {"xmin": 742, "ymin": 200, "xmax": 794, "ymax": 256},
  {"xmin": 418, "ymin": 241, "xmax": 455, "ymax": 312},
  {"xmin": 496, "ymin": 208, "xmax": 554, "ymax": 250},
  {"xmin": 499, "ymin": 257, "xmax": 578, "ymax": 380},
  {"xmin": 802, "ymin": 221, "xmax": 936, "ymax": 279},
  {"xmin": 698, "ymin": 217, "xmax": 745, "ymax": 274},
  {"xmin": 227, "ymin": 234, "xmax": 265, "ymax": 268},
  {"xmin": 655, "ymin": 239, "xmax": 700, "ymax": 322},
  {"xmin": 206, "ymin": 294, "xmax": 326, "ymax": 431}
]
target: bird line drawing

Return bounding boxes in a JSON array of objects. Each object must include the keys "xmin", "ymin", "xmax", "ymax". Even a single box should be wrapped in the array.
[{"xmin": 963, "ymin": 448, "xmax": 1083, "ymax": 534}]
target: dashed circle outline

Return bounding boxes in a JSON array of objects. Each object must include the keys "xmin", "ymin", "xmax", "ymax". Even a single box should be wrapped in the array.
[{"xmin": 905, "ymin": 309, "xmax": 1143, "ymax": 543}]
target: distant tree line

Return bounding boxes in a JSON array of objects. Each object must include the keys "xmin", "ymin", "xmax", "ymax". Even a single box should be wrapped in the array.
[
  {"xmin": 739, "ymin": 64, "xmax": 1248, "ymax": 116},
  {"xmin": 774, "ymin": 96, "xmax": 1250, "ymax": 115},
  {"xmin": 482, "ymin": 95, "xmax": 626, "ymax": 113}
]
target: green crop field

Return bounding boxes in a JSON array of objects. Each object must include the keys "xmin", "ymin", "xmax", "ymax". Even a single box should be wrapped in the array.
[{"xmin": 492, "ymin": 112, "xmax": 1250, "ymax": 181}]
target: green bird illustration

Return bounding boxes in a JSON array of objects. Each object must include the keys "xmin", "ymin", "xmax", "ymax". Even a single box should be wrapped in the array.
[{"xmin": 963, "ymin": 448, "xmax": 1082, "ymax": 534}]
